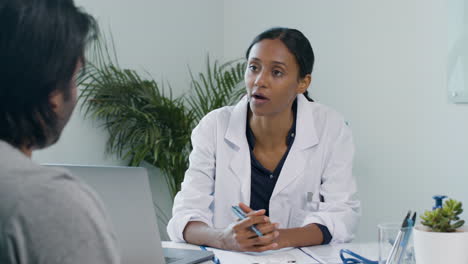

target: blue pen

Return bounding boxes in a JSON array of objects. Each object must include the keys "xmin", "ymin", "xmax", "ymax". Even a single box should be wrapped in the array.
[
  {"xmin": 231, "ymin": 205, "xmax": 264, "ymax": 237},
  {"xmin": 386, "ymin": 211, "xmax": 416, "ymax": 264},
  {"xmin": 396, "ymin": 212, "xmax": 416, "ymax": 264}
]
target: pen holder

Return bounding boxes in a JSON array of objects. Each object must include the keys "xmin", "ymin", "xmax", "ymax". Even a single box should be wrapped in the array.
[{"xmin": 378, "ymin": 223, "xmax": 415, "ymax": 264}]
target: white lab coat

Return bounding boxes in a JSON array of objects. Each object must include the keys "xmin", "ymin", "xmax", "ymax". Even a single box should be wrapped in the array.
[{"xmin": 167, "ymin": 94, "xmax": 360, "ymax": 243}]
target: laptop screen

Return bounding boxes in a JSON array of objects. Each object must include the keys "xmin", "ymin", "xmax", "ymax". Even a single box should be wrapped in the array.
[{"xmin": 45, "ymin": 164, "xmax": 166, "ymax": 264}]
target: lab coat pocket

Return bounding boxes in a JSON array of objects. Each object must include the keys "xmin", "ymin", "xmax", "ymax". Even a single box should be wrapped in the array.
[{"xmin": 305, "ymin": 191, "xmax": 321, "ymax": 211}]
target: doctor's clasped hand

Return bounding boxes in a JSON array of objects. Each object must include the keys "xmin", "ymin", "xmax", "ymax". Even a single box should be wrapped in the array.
[{"xmin": 219, "ymin": 203, "xmax": 280, "ymax": 252}]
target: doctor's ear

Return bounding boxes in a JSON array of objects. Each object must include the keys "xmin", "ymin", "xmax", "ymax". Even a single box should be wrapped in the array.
[{"xmin": 297, "ymin": 74, "xmax": 311, "ymax": 94}]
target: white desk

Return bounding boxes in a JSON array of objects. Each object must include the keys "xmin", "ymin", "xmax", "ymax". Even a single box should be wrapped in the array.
[{"xmin": 163, "ymin": 241, "xmax": 380, "ymax": 264}]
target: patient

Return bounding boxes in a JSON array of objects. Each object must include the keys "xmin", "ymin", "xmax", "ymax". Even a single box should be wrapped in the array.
[{"xmin": 0, "ymin": 0, "xmax": 120, "ymax": 263}]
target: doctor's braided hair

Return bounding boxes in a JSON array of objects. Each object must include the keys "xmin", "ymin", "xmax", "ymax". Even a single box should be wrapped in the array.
[{"xmin": 245, "ymin": 27, "xmax": 314, "ymax": 102}]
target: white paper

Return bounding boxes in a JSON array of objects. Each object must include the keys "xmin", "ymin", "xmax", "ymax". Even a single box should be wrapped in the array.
[
  {"xmin": 302, "ymin": 242, "xmax": 379, "ymax": 264},
  {"xmin": 208, "ymin": 247, "xmax": 319, "ymax": 264}
]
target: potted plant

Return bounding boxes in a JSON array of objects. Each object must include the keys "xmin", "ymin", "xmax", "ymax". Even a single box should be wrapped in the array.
[
  {"xmin": 413, "ymin": 196, "xmax": 468, "ymax": 264},
  {"xmin": 77, "ymin": 33, "xmax": 246, "ymax": 237}
]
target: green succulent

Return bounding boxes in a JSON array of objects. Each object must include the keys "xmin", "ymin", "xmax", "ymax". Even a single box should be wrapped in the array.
[{"xmin": 420, "ymin": 199, "xmax": 465, "ymax": 232}]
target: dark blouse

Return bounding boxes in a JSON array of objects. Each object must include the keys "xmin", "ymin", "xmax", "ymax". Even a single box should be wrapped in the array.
[{"xmin": 246, "ymin": 99, "xmax": 332, "ymax": 244}]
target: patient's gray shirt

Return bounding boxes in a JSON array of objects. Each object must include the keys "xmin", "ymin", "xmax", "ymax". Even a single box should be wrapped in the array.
[{"xmin": 0, "ymin": 141, "xmax": 120, "ymax": 264}]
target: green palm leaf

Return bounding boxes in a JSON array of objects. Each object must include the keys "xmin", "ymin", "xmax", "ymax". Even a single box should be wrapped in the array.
[{"xmin": 79, "ymin": 33, "xmax": 245, "ymax": 199}]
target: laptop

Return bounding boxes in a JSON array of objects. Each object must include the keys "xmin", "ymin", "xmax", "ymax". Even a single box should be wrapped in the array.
[{"xmin": 45, "ymin": 164, "xmax": 214, "ymax": 264}]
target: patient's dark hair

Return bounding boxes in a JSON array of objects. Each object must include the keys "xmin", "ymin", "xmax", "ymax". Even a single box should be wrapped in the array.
[
  {"xmin": 0, "ymin": 0, "xmax": 97, "ymax": 149},
  {"xmin": 245, "ymin": 27, "xmax": 315, "ymax": 102}
]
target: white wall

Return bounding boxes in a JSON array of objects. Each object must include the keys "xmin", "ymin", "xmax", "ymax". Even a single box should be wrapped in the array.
[
  {"xmin": 34, "ymin": 0, "xmax": 223, "ymax": 165},
  {"xmin": 224, "ymin": 0, "xmax": 468, "ymax": 241},
  {"xmin": 33, "ymin": 0, "xmax": 468, "ymax": 243}
]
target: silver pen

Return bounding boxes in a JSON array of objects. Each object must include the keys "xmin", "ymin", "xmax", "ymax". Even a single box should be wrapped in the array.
[
  {"xmin": 386, "ymin": 211, "xmax": 414, "ymax": 264},
  {"xmin": 306, "ymin": 192, "xmax": 319, "ymax": 211}
]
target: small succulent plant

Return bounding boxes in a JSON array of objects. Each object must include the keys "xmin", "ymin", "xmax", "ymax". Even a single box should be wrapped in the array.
[{"xmin": 421, "ymin": 199, "xmax": 465, "ymax": 232}]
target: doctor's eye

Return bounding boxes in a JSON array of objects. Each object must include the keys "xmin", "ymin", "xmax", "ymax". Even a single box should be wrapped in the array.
[
  {"xmin": 272, "ymin": 69, "xmax": 284, "ymax": 77},
  {"xmin": 248, "ymin": 64, "xmax": 259, "ymax": 72}
]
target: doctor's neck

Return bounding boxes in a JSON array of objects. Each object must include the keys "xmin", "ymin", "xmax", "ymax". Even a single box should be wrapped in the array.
[{"xmin": 248, "ymin": 107, "xmax": 294, "ymax": 149}]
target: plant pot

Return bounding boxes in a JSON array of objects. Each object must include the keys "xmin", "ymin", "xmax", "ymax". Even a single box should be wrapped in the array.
[{"xmin": 413, "ymin": 225, "xmax": 468, "ymax": 264}]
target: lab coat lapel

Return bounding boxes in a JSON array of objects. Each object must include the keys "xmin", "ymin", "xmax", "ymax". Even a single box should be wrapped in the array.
[
  {"xmin": 271, "ymin": 95, "xmax": 319, "ymax": 198},
  {"xmin": 224, "ymin": 96, "xmax": 251, "ymax": 204}
]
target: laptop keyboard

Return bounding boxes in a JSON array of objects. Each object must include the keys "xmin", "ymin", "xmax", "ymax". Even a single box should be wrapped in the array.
[{"xmin": 165, "ymin": 256, "xmax": 182, "ymax": 264}]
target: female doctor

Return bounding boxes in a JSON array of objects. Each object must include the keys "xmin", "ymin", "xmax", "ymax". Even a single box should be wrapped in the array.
[{"xmin": 167, "ymin": 27, "xmax": 360, "ymax": 252}]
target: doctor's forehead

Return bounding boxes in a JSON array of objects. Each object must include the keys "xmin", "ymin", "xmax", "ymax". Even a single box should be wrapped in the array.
[{"xmin": 247, "ymin": 39, "xmax": 296, "ymax": 67}]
